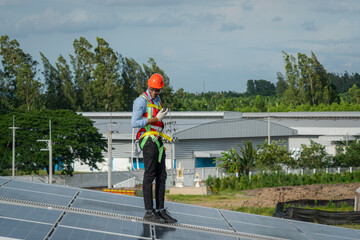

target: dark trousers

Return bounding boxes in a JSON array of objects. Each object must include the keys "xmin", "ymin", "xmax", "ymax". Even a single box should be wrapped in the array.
[{"xmin": 141, "ymin": 138, "xmax": 167, "ymax": 210}]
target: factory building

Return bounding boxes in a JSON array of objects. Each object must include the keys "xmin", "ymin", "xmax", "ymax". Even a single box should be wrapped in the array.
[{"xmin": 75, "ymin": 111, "xmax": 360, "ymax": 173}]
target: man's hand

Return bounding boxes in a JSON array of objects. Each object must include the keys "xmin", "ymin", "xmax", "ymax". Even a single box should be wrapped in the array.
[{"xmin": 156, "ymin": 108, "xmax": 168, "ymax": 121}]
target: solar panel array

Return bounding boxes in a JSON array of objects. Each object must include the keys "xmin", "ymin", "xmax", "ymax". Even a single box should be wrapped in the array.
[{"xmin": 0, "ymin": 177, "xmax": 359, "ymax": 240}]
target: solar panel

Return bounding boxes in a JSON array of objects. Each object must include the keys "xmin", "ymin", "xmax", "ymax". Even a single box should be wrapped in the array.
[
  {"xmin": 58, "ymin": 212, "xmax": 152, "ymax": 239},
  {"xmin": 0, "ymin": 177, "xmax": 9, "ymax": 185},
  {"xmin": 0, "ymin": 187, "xmax": 74, "ymax": 206},
  {"xmin": 153, "ymin": 225, "xmax": 237, "ymax": 240},
  {"xmin": 0, "ymin": 203, "xmax": 62, "ymax": 223},
  {"xmin": 220, "ymin": 209, "xmax": 309, "ymax": 239},
  {"xmin": 78, "ymin": 189, "xmax": 143, "ymax": 207},
  {"xmin": 289, "ymin": 219, "xmax": 360, "ymax": 240},
  {"xmin": 1, "ymin": 177, "xmax": 359, "ymax": 240},
  {"xmin": 0, "ymin": 218, "xmax": 53, "ymax": 240},
  {"xmin": 71, "ymin": 198, "xmax": 145, "ymax": 218},
  {"xmin": 51, "ymin": 226, "xmax": 151, "ymax": 240},
  {"xmin": 5, "ymin": 180, "xmax": 78, "ymax": 197}
]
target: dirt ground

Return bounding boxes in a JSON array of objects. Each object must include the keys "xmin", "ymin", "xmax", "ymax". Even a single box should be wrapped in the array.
[{"xmin": 191, "ymin": 183, "xmax": 360, "ymax": 209}]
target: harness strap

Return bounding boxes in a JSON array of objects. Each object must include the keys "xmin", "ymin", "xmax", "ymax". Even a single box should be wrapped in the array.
[
  {"xmin": 139, "ymin": 92, "xmax": 168, "ymax": 163},
  {"xmin": 140, "ymin": 131, "xmax": 173, "ymax": 142}
]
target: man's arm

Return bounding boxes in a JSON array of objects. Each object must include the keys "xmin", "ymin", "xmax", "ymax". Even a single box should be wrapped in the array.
[{"xmin": 131, "ymin": 97, "xmax": 159, "ymax": 128}]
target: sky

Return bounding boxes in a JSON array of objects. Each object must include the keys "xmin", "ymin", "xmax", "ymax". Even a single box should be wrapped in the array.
[{"xmin": 0, "ymin": 0, "xmax": 359, "ymax": 93}]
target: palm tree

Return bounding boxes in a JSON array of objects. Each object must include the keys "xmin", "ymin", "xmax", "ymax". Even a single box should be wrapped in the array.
[{"xmin": 216, "ymin": 141, "xmax": 257, "ymax": 179}]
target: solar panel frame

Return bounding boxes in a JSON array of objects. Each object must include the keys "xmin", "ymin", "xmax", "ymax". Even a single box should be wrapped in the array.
[
  {"xmin": 0, "ymin": 177, "xmax": 9, "ymax": 185},
  {"xmin": 71, "ymin": 197, "xmax": 145, "ymax": 218},
  {"xmin": 0, "ymin": 203, "xmax": 63, "ymax": 224},
  {"xmin": 288, "ymin": 219, "xmax": 360, "ymax": 240},
  {"xmin": 6, "ymin": 180, "xmax": 79, "ymax": 197},
  {"xmin": 0, "ymin": 217, "xmax": 54, "ymax": 240},
  {"xmin": 51, "ymin": 226, "xmax": 153, "ymax": 240},
  {"xmin": 58, "ymin": 212, "xmax": 153, "ymax": 239},
  {"xmin": 153, "ymin": 225, "xmax": 237, "ymax": 240},
  {"xmin": 0, "ymin": 187, "xmax": 75, "ymax": 206}
]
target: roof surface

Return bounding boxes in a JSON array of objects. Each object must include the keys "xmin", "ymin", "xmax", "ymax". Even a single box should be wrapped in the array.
[
  {"xmin": 174, "ymin": 119, "xmax": 297, "ymax": 140},
  {"xmin": 0, "ymin": 177, "xmax": 359, "ymax": 240}
]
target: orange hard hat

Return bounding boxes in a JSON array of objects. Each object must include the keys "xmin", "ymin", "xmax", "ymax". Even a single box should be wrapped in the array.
[{"xmin": 148, "ymin": 73, "xmax": 164, "ymax": 89}]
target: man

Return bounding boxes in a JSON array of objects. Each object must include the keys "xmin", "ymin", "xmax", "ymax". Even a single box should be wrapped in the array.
[{"xmin": 131, "ymin": 73, "xmax": 177, "ymax": 224}]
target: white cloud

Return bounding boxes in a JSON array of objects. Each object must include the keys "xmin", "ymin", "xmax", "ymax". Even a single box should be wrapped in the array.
[
  {"xmin": 302, "ymin": 21, "xmax": 318, "ymax": 31},
  {"xmin": 161, "ymin": 47, "xmax": 177, "ymax": 60},
  {"xmin": 14, "ymin": 7, "xmax": 119, "ymax": 35},
  {"xmin": 220, "ymin": 22, "xmax": 245, "ymax": 32},
  {"xmin": 241, "ymin": 0, "xmax": 254, "ymax": 11},
  {"xmin": 272, "ymin": 17, "xmax": 282, "ymax": 22}
]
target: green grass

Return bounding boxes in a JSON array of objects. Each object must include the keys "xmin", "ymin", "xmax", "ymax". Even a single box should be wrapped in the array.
[
  {"xmin": 166, "ymin": 191, "xmax": 360, "ymax": 229},
  {"xmin": 295, "ymin": 200, "xmax": 354, "ymax": 212},
  {"xmin": 166, "ymin": 190, "xmax": 246, "ymax": 204},
  {"xmin": 231, "ymin": 206, "xmax": 276, "ymax": 216}
]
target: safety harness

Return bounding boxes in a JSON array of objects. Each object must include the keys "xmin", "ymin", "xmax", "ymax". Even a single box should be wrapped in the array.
[{"xmin": 136, "ymin": 92, "xmax": 172, "ymax": 163}]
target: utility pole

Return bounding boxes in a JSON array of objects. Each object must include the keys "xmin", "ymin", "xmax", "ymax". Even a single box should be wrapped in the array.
[
  {"xmin": 38, "ymin": 120, "xmax": 52, "ymax": 184},
  {"xmin": 107, "ymin": 122, "xmax": 116, "ymax": 188},
  {"xmin": 267, "ymin": 107, "xmax": 270, "ymax": 144},
  {"xmin": 167, "ymin": 110, "xmax": 177, "ymax": 186},
  {"xmin": 9, "ymin": 115, "xmax": 19, "ymax": 178}
]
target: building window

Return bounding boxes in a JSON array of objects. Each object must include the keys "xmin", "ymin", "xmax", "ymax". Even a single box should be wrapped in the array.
[
  {"xmin": 195, "ymin": 157, "xmax": 216, "ymax": 168},
  {"xmin": 132, "ymin": 158, "xmax": 144, "ymax": 170}
]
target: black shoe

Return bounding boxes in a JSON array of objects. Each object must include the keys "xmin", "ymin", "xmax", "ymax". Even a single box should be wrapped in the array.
[
  {"xmin": 144, "ymin": 209, "xmax": 166, "ymax": 224},
  {"xmin": 158, "ymin": 209, "xmax": 177, "ymax": 224}
]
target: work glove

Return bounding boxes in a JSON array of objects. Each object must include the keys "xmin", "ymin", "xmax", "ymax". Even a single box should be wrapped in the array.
[{"xmin": 156, "ymin": 108, "xmax": 168, "ymax": 121}]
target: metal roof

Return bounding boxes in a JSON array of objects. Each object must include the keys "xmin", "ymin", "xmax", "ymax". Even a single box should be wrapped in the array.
[
  {"xmin": 79, "ymin": 111, "xmax": 242, "ymax": 140},
  {"xmin": 243, "ymin": 111, "xmax": 360, "ymax": 119},
  {"xmin": 269, "ymin": 119, "xmax": 360, "ymax": 128},
  {"xmin": 79, "ymin": 111, "xmax": 241, "ymax": 119},
  {"xmin": 174, "ymin": 119, "xmax": 297, "ymax": 140}
]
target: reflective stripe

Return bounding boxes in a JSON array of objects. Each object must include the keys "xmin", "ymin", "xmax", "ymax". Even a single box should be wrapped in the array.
[
  {"xmin": 140, "ymin": 131, "xmax": 173, "ymax": 142},
  {"xmin": 147, "ymin": 103, "xmax": 162, "ymax": 110}
]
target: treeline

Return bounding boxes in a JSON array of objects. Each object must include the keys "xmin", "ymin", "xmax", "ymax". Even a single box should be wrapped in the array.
[
  {"xmin": 1, "ymin": 34, "xmax": 360, "ymax": 113},
  {"xmin": 0, "ymin": 35, "xmax": 174, "ymax": 113}
]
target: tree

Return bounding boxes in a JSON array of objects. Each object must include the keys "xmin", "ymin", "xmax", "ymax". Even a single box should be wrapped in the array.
[
  {"xmin": 56, "ymin": 55, "xmax": 76, "ymax": 110},
  {"xmin": 0, "ymin": 68, "xmax": 8, "ymax": 113},
  {"xmin": 275, "ymin": 72, "xmax": 287, "ymax": 97},
  {"xmin": 70, "ymin": 37, "xmax": 95, "ymax": 111},
  {"xmin": 92, "ymin": 37, "xmax": 122, "ymax": 111},
  {"xmin": 333, "ymin": 140, "xmax": 360, "ymax": 167},
  {"xmin": 246, "ymin": 80, "xmax": 255, "ymax": 95},
  {"xmin": 41, "ymin": 53, "xmax": 76, "ymax": 110},
  {"xmin": 256, "ymin": 140, "xmax": 295, "ymax": 171},
  {"xmin": 0, "ymin": 110, "xmax": 107, "ymax": 175},
  {"xmin": 282, "ymin": 51, "xmax": 338, "ymax": 106},
  {"xmin": 247, "ymin": 79, "xmax": 275, "ymax": 96},
  {"xmin": 215, "ymin": 141, "xmax": 256, "ymax": 178},
  {"xmin": 282, "ymin": 51, "xmax": 302, "ymax": 106},
  {"xmin": 348, "ymin": 84, "xmax": 360, "ymax": 104},
  {"xmin": 254, "ymin": 95, "xmax": 266, "ymax": 112},
  {"xmin": 298, "ymin": 140, "xmax": 330, "ymax": 169},
  {"xmin": 0, "ymin": 35, "xmax": 42, "ymax": 111}
]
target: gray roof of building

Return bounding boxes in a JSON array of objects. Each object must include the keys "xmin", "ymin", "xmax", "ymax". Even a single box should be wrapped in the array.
[
  {"xmin": 79, "ymin": 111, "xmax": 242, "ymax": 140},
  {"xmin": 243, "ymin": 111, "xmax": 360, "ymax": 119},
  {"xmin": 174, "ymin": 119, "xmax": 297, "ymax": 140},
  {"xmin": 79, "ymin": 111, "xmax": 241, "ymax": 119},
  {"xmin": 269, "ymin": 118, "xmax": 360, "ymax": 128}
]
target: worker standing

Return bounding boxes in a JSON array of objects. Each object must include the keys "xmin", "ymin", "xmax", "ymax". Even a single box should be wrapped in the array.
[{"xmin": 131, "ymin": 73, "xmax": 177, "ymax": 224}]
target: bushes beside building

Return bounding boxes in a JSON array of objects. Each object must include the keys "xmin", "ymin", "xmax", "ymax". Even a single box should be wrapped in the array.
[{"xmin": 206, "ymin": 170, "xmax": 360, "ymax": 193}]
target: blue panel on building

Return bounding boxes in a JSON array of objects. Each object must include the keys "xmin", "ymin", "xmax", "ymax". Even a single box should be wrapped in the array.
[
  {"xmin": 132, "ymin": 158, "xmax": 144, "ymax": 169},
  {"xmin": 195, "ymin": 158, "xmax": 216, "ymax": 168}
]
